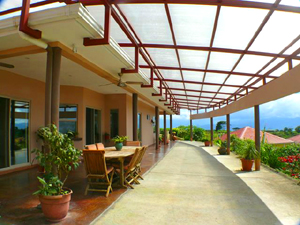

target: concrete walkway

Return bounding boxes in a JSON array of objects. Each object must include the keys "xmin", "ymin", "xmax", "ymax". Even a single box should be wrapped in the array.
[{"xmin": 92, "ymin": 142, "xmax": 300, "ymax": 225}]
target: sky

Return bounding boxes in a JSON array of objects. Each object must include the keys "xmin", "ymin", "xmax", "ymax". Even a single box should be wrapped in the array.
[{"xmin": 160, "ymin": 92, "xmax": 300, "ymax": 130}]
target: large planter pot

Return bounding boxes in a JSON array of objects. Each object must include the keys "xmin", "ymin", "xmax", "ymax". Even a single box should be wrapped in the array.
[
  {"xmin": 39, "ymin": 188, "xmax": 72, "ymax": 222},
  {"xmin": 241, "ymin": 159, "xmax": 254, "ymax": 171},
  {"xmin": 218, "ymin": 147, "xmax": 227, "ymax": 155},
  {"xmin": 115, "ymin": 142, "xmax": 123, "ymax": 151},
  {"xmin": 204, "ymin": 141, "xmax": 210, "ymax": 147}
]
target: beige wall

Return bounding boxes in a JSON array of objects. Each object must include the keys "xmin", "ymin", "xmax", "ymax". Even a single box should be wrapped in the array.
[
  {"xmin": 0, "ymin": 70, "xmax": 157, "ymax": 173},
  {"xmin": 0, "ymin": 69, "xmax": 45, "ymax": 166},
  {"xmin": 126, "ymin": 94, "xmax": 156, "ymax": 146}
]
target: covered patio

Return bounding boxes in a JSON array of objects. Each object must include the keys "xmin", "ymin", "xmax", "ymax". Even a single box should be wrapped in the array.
[{"xmin": 0, "ymin": 0, "xmax": 300, "ymax": 224}]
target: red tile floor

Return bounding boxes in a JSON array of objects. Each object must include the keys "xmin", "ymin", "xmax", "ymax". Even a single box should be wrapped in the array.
[{"xmin": 0, "ymin": 142, "xmax": 175, "ymax": 225}]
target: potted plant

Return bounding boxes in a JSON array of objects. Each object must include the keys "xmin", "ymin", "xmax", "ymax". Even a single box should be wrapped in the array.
[
  {"xmin": 111, "ymin": 135, "xmax": 128, "ymax": 151},
  {"xmin": 31, "ymin": 124, "xmax": 82, "ymax": 222},
  {"xmin": 216, "ymin": 139, "xmax": 227, "ymax": 155},
  {"xmin": 201, "ymin": 134, "xmax": 210, "ymax": 147},
  {"xmin": 241, "ymin": 141, "xmax": 258, "ymax": 171}
]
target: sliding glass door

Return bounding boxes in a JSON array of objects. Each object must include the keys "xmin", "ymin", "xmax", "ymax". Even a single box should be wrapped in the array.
[
  {"xmin": 86, "ymin": 108, "xmax": 102, "ymax": 145},
  {"xmin": 0, "ymin": 97, "xmax": 30, "ymax": 169}
]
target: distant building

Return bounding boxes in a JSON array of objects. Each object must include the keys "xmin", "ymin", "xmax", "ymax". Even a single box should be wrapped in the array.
[
  {"xmin": 220, "ymin": 126, "xmax": 294, "ymax": 146},
  {"xmin": 288, "ymin": 135, "xmax": 300, "ymax": 144}
]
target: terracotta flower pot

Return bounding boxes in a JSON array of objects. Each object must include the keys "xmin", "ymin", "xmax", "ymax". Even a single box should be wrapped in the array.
[
  {"xmin": 204, "ymin": 141, "xmax": 210, "ymax": 147},
  {"xmin": 39, "ymin": 189, "xmax": 72, "ymax": 222},
  {"xmin": 241, "ymin": 159, "xmax": 254, "ymax": 171}
]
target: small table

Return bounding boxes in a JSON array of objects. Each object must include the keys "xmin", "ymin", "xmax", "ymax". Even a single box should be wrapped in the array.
[{"xmin": 104, "ymin": 146, "xmax": 137, "ymax": 188}]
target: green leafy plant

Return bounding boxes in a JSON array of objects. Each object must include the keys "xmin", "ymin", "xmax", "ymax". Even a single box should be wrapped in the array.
[
  {"xmin": 111, "ymin": 135, "xmax": 128, "ymax": 143},
  {"xmin": 242, "ymin": 140, "xmax": 258, "ymax": 160},
  {"xmin": 31, "ymin": 124, "xmax": 82, "ymax": 196},
  {"xmin": 215, "ymin": 139, "xmax": 227, "ymax": 148}
]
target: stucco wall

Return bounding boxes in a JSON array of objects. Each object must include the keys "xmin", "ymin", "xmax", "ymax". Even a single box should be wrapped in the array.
[{"xmin": 0, "ymin": 69, "xmax": 45, "ymax": 166}]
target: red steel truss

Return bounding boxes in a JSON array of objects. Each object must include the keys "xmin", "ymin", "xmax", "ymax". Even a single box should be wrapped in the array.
[{"xmin": 5, "ymin": 0, "xmax": 300, "ymax": 114}]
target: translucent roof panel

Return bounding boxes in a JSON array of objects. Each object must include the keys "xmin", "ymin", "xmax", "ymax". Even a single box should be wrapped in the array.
[
  {"xmin": 187, "ymin": 97, "xmax": 200, "ymax": 101},
  {"xmin": 160, "ymin": 70, "xmax": 182, "ymax": 80},
  {"xmin": 215, "ymin": 94, "xmax": 229, "ymax": 99},
  {"xmin": 169, "ymin": 4, "xmax": 216, "ymax": 46},
  {"xmin": 270, "ymin": 62, "xmax": 289, "ymax": 77},
  {"xmin": 146, "ymin": 48, "xmax": 179, "ymax": 67},
  {"xmin": 186, "ymin": 91, "xmax": 200, "ymax": 96},
  {"xmin": 259, "ymin": 58, "xmax": 285, "ymax": 75},
  {"xmin": 250, "ymin": 11, "xmax": 300, "ymax": 54},
  {"xmin": 242, "ymin": 0, "xmax": 276, "ymax": 3},
  {"xmin": 167, "ymin": 82, "xmax": 184, "ymax": 89},
  {"xmin": 214, "ymin": 7, "xmax": 268, "ymax": 50},
  {"xmin": 87, "ymin": 6, "xmax": 131, "ymax": 43},
  {"xmin": 201, "ymin": 93, "xmax": 216, "ymax": 98},
  {"xmin": 252, "ymin": 80, "xmax": 263, "ymax": 88},
  {"xmin": 204, "ymin": 73, "xmax": 228, "ymax": 84},
  {"xmin": 119, "ymin": 4, "xmax": 173, "ymax": 45},
  {"xmin": 179, "ymin": 50, "xmax": 208, "ymax": 69},
  {"xmin": 182, "ymin": 71, "xmax": 204, "ymax": 82},
  {"xmin": 283, "ymin": 39, "xmax": 300, "ymax": 55},
  {"xmin": 202, "ymin": 85, "xmax": 221, "ymax": 92},
  {"xmin": 234, "ymin": 54, "xmax": 273, "ymax": 73},
  {"xmin": 121, "ymin": 47, "xmax": 147, "ymax": 66},
  {"xmin": 208, "ymin": 52, "xmax": 241, "ymax": 71},
  {"xmin": 280, "ymin": 0, "xmax": 300, "ymax": 6},
  {"xmin": 293, "ymin": 60, "xmax": 300, "ymax": 67},
  {"xmin": 176, "ymin": 96, "xmax": 187, "ymax": 100},
  {"xmin": 0, "ymin": 1, "xmax": 66, "ymax": 20},
  {"xmin": 185, "ymin": 83, "xmax": 202, "ymax": 90},
  {"xmin": 225, "ymin": 75, "xmax": 250, "ymax": 86},
  {"xmin": 219, "ymin": 86, "xmax": 239, "ymax": 93},
  {"xmin": 172, "ymin": 90, "xmax": 186, "ymax": 95}
]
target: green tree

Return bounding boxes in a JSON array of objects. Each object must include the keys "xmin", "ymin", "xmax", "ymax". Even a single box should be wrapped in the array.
[
  {"xmin": 295, "ymin": 126, "xmax": 300, "ymax": 133},
  {"xmin": 216, "ymin": 121, "xmax": 226, "ymax": 131}
]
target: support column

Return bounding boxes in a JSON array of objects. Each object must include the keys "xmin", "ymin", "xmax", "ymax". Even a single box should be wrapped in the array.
[
  {"xmin": 163, "ymin": 111, "xmax": 167, "ymax": 145},
  {"xmin": 210, "ymin": 117, "xmax": 214, "ymax": 146},
  {"xmin": 255, "ymin": 105, "xmax": 261, "ymax": 171},
  {"xmin": 190, "ymin": 119, "xmax": 193, "ymax": 141},
  {"xmin": 226, "ymin": 114, "xmax": 230, "ymax": 155},
  {"xmin": 45, "ymin": 47, "xmax": 53, "ymax": 126},
  {"xmin": 170, "ymin": 114, "xmax": 173, "ymax": 141},
  {"xmin": 132, "ymin": 93, "xmax": 138, "ymax": 141},
  {"xmin": 155, "ymin": 106, "xmax": 159, "ymax": 149},
  {"xmin": 51, "ymin": 47, "xmax": 61, "ymax": 128}
]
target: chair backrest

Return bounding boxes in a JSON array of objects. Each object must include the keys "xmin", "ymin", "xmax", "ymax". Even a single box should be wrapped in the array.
[
  {"xmin": 85, "ymin": 144, "xmax": 97, "ymax": 150},
  {"xmin": 125, "ymin": 141, "xmax": 141, "ymax": 146},
  {"xmin": 96, "ymin": 143, "xmax": 105, "ymax": 150},
  {"xmin": 136, "ymin": 145, "xmax": 148, "ymax": 166},
  {"xmin": 82, "ymin": 150, "xmax": 108, "ymax": 178},
  {"xmin": 126, "ymin": 147, "xmax": 143, "ymax": 174}
]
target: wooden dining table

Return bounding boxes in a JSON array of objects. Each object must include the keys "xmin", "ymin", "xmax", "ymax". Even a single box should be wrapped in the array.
[{"xmin": 104, "ymin": 146, "xmax": 137, "ymax": 188}]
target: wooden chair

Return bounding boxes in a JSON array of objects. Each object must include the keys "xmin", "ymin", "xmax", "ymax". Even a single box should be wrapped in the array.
[
  {"xmin": 115, "ymin": 147, "xmax": 143, "ymax": 189},
  {"xmin": 82, "ymin": 150, "xmax": 114, "ymax": 197},
  {"xmin": 85, "ymin": 144, "xmax": 97, "ymax": 150},
  {"xmin": 96, "ymin": 143, "xmax": 105, "ymax": 150},
  {"xmin": 125, "ymin": 141, "xmax": 141, "ymax": 146},
  {"xmin": 134, "ymin": 145, "xmax": 148, "ymax": 180}
]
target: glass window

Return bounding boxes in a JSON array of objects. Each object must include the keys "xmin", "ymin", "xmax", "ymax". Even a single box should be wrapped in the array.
[
  {"xmin": 59, "ymin": 105, "xmax": 77, "ymax": 134},
  {"xmin": 110, "ymin": 109, "xmax": 119, "ymax": 138},
  {"xmin": 138, "ymin": 113, "xmax": 142, "ymax": 141},
  {"xmin": 10, "ymin": 101, "xmax": 30, "ymax": 166}
]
